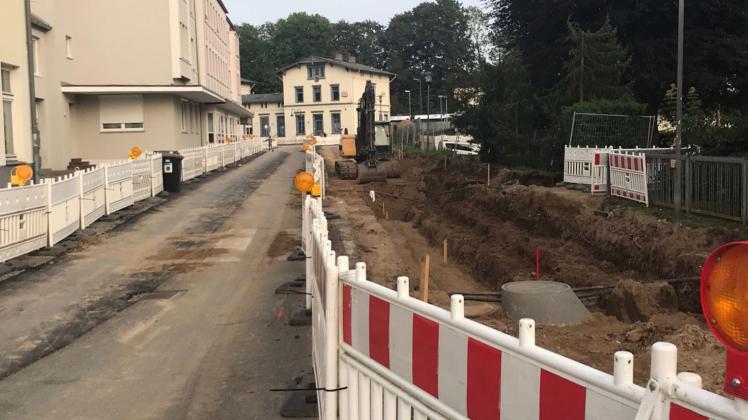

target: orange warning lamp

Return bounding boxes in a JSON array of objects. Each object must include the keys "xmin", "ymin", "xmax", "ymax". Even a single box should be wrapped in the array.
[
  {"xmin": 303, "ymin": 144, "xmax": 311, "ymax": 152},
  {"xmin": 294, "ymin": 172, "xmax": 315, "ymax": 193},
  {"xmin": 701, "ymin": 242, "xmax": 748, "ymax": 399},
  {"xmin": 129, "ymin": 146, "xmax": 143, "ymax": 160},
  {"xmin": 10, "ymin": 165, "xmax": 33, "ymax": 187}
]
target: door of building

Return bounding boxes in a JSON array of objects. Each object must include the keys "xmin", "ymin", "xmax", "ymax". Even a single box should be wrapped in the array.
[
  {"xmin": 276, "ymin": 115, "xmax": 286, "ymax": 137},
  {"xmin": 260, "ymin": 115, "xmax": 270, "ymax": 137},
  {"xmin": 313, "ymin": 113, "xmax": 324, "ymax": 136}
]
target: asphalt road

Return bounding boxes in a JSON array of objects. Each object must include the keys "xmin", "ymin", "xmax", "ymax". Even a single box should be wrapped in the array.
[{"xmin": 0, "ymin": 148, "xmax": 313, "ymax": 419}]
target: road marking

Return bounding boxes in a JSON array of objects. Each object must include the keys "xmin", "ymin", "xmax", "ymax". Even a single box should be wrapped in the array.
[
  {"xmin": 118, "ymin": 300, "xmax": 175, "ymax": 344},
  {"xmin": 216, "ymin": 229, "xmax": 257, "ymax": 252}
]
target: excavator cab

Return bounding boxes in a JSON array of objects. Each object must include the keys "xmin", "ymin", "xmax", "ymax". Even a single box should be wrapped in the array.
[{"xmin": 335, "ymin": 81, "xmax": 400, "ymax": 183}]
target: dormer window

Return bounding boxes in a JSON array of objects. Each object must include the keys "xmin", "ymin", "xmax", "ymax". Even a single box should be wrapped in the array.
[{"xmin": 307, "ymin": 64, "xmax": 325, "ymax": 80}]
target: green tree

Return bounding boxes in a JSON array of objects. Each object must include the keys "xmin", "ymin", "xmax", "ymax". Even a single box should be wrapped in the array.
[
  {"xmin": 561, "ymin": 18, "xmax": 631, "ymax": 103},
  {"xmin": 331, "ymin": 20, "xmax": 385, "ymax": 67},
  {"xmin": 270, "ymin": 13, "xmax": 334, "ymax": 66},
  {"xmin": 383, "ymin": 0, "xmax": 477, "ymax": 115}
]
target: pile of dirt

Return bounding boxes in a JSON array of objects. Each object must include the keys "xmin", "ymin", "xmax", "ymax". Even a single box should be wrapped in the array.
[{"xmin": 604, "ymin": 279, "xmax": 679, "ymax": 322}]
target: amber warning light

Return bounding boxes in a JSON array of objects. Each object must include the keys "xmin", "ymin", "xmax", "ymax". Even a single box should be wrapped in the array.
[{"xmin": 701, "ymin": 242, "xmax": 748, "ymax": 399}]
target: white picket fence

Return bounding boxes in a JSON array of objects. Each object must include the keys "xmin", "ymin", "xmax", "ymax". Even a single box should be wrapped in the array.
[
  {"xmin": 0, "ymin": 139, "xmax": 263, "ymax": 264},
  {"xmin": 304, "ymin": 149, "xmax": 748, "ymax": 420}
]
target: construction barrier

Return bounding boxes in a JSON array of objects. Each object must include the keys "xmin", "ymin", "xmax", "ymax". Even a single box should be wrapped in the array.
[
  {"xmin": 610, "ymin": 151, "xmax": 649, "ymax": 205},
  {"xmin": 0, "ymin": 183, "xmax": 49, "ymax": 262},
  {"xmin": 304, "ymin": 150, "xmax": 748, "ymax": 420},
  {"xmin": 47, "ymin": 174, "xmax": 82, "ymax": 246},
  {"xmin": 80, "ymin": 166, "xmax": 106, "ymax": 229},
  {"xmin": 564, "ymin": 146, "xmax": 668, "ymax": 195},
  {"xmin": 0, "ymin": 139, "xmax": 262, "ymax": 264}
]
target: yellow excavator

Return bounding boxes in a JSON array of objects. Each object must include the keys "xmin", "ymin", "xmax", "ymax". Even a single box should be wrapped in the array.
[{"xmin": 335, "ymin": 81, "xmax": 400, "ymax": 183}]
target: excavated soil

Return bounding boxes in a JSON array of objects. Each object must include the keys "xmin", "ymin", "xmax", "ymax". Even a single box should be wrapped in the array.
[{"xmin": 319, "ymin": 147, "xmax": 747, "ymax": 394}]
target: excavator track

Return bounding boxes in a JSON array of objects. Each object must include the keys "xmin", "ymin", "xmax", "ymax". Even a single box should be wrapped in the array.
[{"xmin": 335, "ymin": 160, "xmax": 358, "ymax": 180}]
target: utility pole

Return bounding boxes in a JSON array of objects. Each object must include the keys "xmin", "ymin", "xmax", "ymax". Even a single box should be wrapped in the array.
[
  {"xmin": 24, "ymin": 0, "xmax": 41, "ymax": 181},
  {"xmin": 674, "ymin": 0, "xmax": 685, "ymax": 220}
]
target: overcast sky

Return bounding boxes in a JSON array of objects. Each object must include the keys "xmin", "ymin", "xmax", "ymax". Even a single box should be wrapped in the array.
[{"xmin": 223, "ymin": 0, "xmax": 487, "ymax": 26}]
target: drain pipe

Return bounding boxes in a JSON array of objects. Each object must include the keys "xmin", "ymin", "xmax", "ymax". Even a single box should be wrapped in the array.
[{"xmin": 24, "ymin": 0, "xmax": 42, "ymax": 181}]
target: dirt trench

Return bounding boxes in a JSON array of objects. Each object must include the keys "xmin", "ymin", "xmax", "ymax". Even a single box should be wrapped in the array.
[{"xmin": 319, "ymin": 147, "xmax": 746, "ymax": 393}]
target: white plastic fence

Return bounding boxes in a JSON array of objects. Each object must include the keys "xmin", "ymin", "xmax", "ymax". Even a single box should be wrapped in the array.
[
  {"xmin": 47, "ymin": 174, "xmax": 81, "ymax": 246},
  {"xmin": 610, "ymin": 151, "xmax": 649, "ymax": 206},
  {"xmin": 181, "ymin": 147, "xmax": 207, "ymax": 182},
  {"xmin": 0, "ymin": 140, "xmax": 262, "ymax": 264},
  {"xmin": 205, "ymin": 145, "xmax": 223, "ymax": 172},
  {"xmin": 0, "ymin": 182, "xmax": 49, "ymax": 262},
  {"xmin": 103, "ymin": 160, "xmax": 135, "ymax": 215},
  {"xmin": 304, "ymin": 150, "xmax": 748, "ymax": 420},
  {"xmin": 80, "ymin": 166, "xmax": 106, "ymax": 229}
]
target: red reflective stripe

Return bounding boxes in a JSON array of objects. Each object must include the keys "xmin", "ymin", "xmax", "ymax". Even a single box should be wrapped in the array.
[
  {"xmin": 343, "ymin": 285, "xmax": 352, "ymax": 345},
  {"xmin": 412, "ymin": 314, "xmax": 439, "ymax": 397},
  {"xmin": 669, "ymin": 404, "xmax": 708, "ymax": 420},
  {"xmin": 539, "ymin": 370, "xmax": 586, "ymax": 420},
  {"xmin": 634, "ymin": 157, "xmax": 640, "ymax": 171},
  {"xmin": 627, "ymin": 157, "xmax": 633, "ymax": 170},
  {"xmin": 594, "ymin": 154, "xmax": 600, "ymax": 165},
  {"xmin": 369, "ymin": 296, "xmax": 390, "ymax": 367},
  {"xmin": 467, "ymin": 338, "xmax": 501, "ymax": 420}
]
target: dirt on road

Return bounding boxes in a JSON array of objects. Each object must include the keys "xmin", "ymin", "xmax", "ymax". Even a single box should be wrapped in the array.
[{"xmin": 319, "ymin": 146, "xmax": 746, "ymax": 394}]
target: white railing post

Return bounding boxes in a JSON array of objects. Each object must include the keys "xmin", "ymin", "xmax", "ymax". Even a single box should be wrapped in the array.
[
  {"xmin": 46, "ymin": 179, "xmax": 53, "ymax": 247},
  {"xmin": 450, "ymin": 294, "xmax": 465, "ymax": 320},
  {"xmin": 614, "ymin": 351, "xmax": 634, "ymax": 386},
  {"xmin": 103, "ymin": 164, "xmax": 111, "ymax": 215},
  {"xmin": 397, "ymin": 276, "xmax": 410, "ymax": 299},
  {"xmin": 355, "ymin": 262, "xmax": 366, "ymax": 282},
  {"xmin": 78, "ymin": 170, "xmax": 85, "ymax": 229},
  {"xmin": 519, "ymin": 319, "xmax": 535, "ymax": 348},
  {"xmin": 322, "ymin": 254, "xmax": 340, "ymax": 420}
]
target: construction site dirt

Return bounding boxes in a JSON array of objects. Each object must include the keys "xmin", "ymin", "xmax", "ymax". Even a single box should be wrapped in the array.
[{"xmin": 319, "ymin": 146, "xmax": 747, "ymax": 395}]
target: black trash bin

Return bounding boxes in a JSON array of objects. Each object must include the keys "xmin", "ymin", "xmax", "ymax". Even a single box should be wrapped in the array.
[{"xmin": 161, "ymin": 153, "xmax": 184, "ymax": 193}]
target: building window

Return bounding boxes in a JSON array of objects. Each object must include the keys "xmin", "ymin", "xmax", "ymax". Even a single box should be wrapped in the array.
[
  {"xmin": 181, "ymin": 102, "xmax": 189, "ymax": 132},
  {"xmin": 331, "ymin": 112, "xmax": 341, "ymax": 135},
  {"xmin": 295, "ymin": 86, "xmax": 304, "ymax": 103},
  {"xmin": 276, "ymin": 114, "xmax": 286, "ymax": 137},
  {"xmin": 65, "ymin": 36, "xmax": 73, "ymax": 59},
  {"xmin": 99, "ymin": 94, "xmax": 145, "ymax": 132},
  {"xmin": 207, "ymin": 112, "xmax": 214, "ymax": 143},
  {"xmin": 312, "ymin": 85, "xmax": 321, "ymax": 103},
  {"xmin": 307, "ymin": 64, "xmax": 325, "ymax": 80},
  {"xmin": 312, "ymin": 113, "xmax": 324, "ymax": 136},
  {"xmin": 1, "ymin": 65, "xmax": 14, "ymax": 156},
  {"xmin": 295, "ymin": 113, "xmax": 305, "ymax": 135},
  {"xmin": 260, "ymin": 115, "xmax": 270, "ymax": 137},
  {"xmin": 32, "ymin": 37, "xmax": 40, "ymax": 76},
  {"xmin": 331, "ymin": 85, "xmax": 340, "ymax": 101}
]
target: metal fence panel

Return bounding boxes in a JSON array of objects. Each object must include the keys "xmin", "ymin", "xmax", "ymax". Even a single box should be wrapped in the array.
[{"xmin": 646, "ymin": 153, "xmax": 747, "ymax": 223}]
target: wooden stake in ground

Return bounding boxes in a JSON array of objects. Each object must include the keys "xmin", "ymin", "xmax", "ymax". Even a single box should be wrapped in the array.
[
  {"xmin": 487, "ymin": 164, "xmax": 491, "ymax": 188},
  {"xmin": 421, "ymin": 254, "xmax": 430, "ymax": 302},
  {"xmin": 443, "ymin": 239, "xmax": 448, "ymax": 264}
]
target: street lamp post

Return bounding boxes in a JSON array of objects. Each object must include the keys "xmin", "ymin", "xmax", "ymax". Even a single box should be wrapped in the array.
[
  {"xmin": 425, "ymin": 72, "xmax": 432, "ymax": 150},
  {"xmin": 674, "ymin": 0, "xmax": 685, "ymax": 219},
  {"xmin": 438, "ymin": 95, "xmax": 447, "ymax": 146},
  {"xmin": 404, "ymin": 90, "xmax": 412, "ymax": 119}
]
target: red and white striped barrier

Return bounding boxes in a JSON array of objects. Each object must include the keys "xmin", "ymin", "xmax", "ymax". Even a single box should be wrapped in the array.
[
  {"xmin": 610, "ymin": 151, "xmax": 649, "ymax": 205},
  {"xmin": 303, "ymin": 153, "xmax": 748, "ymax": 420}
]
